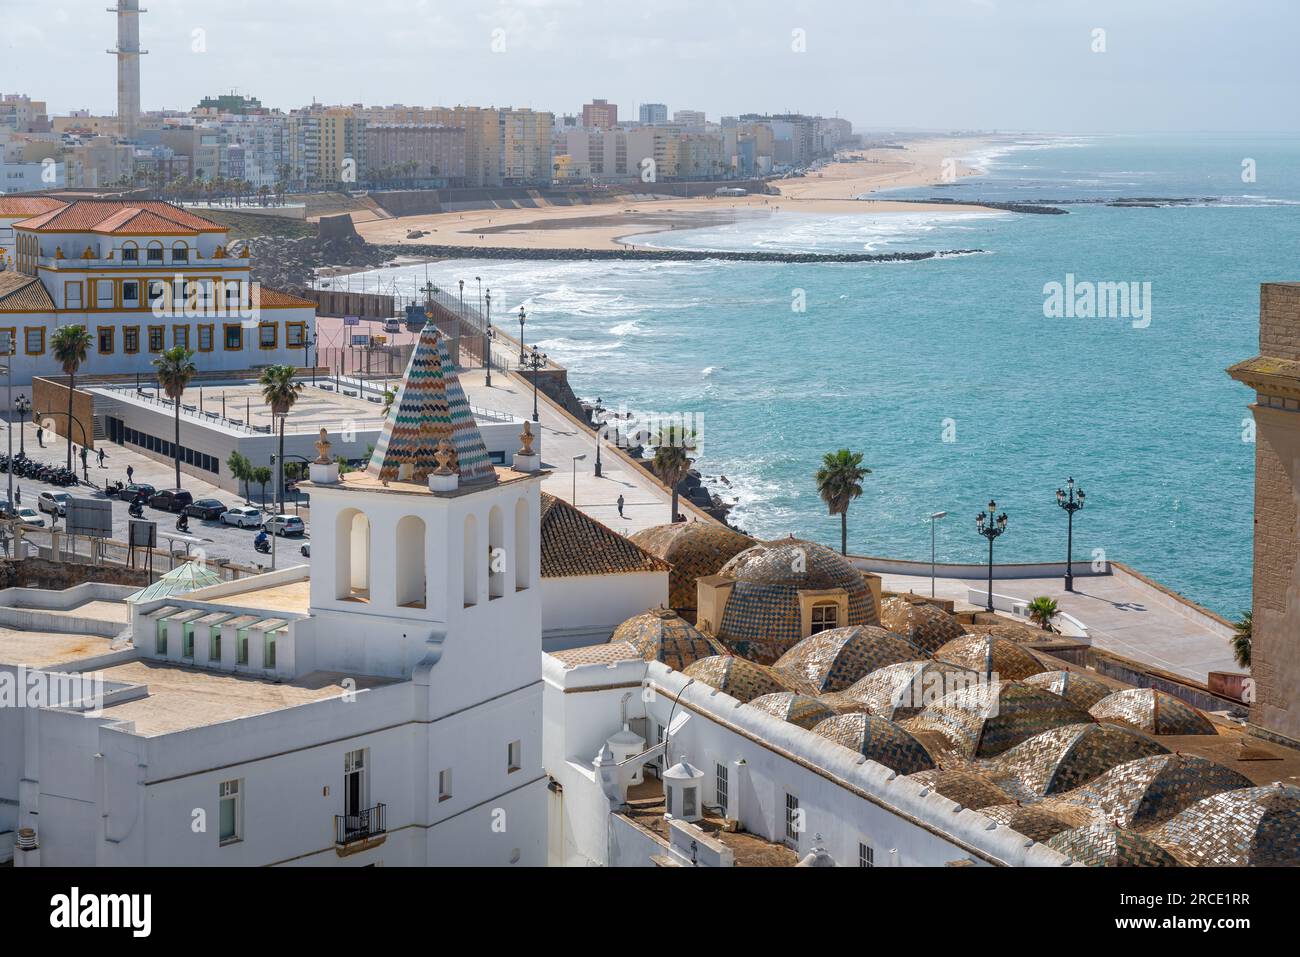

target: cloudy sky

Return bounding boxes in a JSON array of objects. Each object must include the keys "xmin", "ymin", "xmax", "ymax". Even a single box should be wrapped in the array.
[{"xmin": 3, "ymin": 0, "xmax": 1296, "ymax": 131}]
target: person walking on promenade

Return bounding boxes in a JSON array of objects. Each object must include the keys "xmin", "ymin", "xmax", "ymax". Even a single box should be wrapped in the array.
[
  {"xmin": 14, "ymin": 486, "xmax": 20, "ymax": 505},
  {"xmin": 35, "ymin": 425, "xmax": 43, "ymax": 448},
  {"xmin": 617, "ymin": 494, "xmax": 625, "ymax": 518},
  {"xmin": 97, "ymin": 447, "xmax": 107, "ymax": 468},
  {"xmin": 126, "ymin": 465, "xmax": 134, "ymax": 484}
]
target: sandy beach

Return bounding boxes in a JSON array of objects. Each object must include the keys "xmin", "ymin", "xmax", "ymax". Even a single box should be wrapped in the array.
[{"xmin": 353, "ymin": 134, "xmax": 1004, "ymax": 252}]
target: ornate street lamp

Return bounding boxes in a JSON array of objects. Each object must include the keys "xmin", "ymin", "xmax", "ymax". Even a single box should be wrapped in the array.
[
  {"xmin": 517, "ymin": 306, "xmax": 527, "ymax": 365},
  {"xmin": 1055, "ymin": 477, "xmax": 1086, "ymax": 592},
  {"xmin": 15, "ymin": 394, "xmax": 30, "ymax": 455},
  {"xmin": 975, "ymin": 500, "xmax": 1008, "ymax": 612},
  {"xmin": 523, "ymin": 346, "xmax": 547, "ymax": 422},
  {"xmin": 593, "ymin": 396, "xmax": 604, "ymax": 478},
  {"xmin": 484, "ymin": 290, "xmax": 493, "ymax": 388}
]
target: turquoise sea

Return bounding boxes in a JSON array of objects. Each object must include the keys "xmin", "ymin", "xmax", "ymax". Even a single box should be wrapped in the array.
[{"xmin": 359, "ymin": 133, "xmax": 1300, "ymax": 617}]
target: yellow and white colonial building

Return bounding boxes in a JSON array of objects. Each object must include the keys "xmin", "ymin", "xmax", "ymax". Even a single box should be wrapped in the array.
[{"xmin": 0, "ymin": 197, "xmax": 315, "ymax": 386}]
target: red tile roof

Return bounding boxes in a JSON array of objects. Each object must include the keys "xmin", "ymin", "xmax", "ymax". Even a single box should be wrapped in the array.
[
  {"xmin": 539, "ymin": 492, "xmax": 671, "ymax": 578},
  {"xmin": 0, "ymin": 271, "xmax": 56, "ymax": 312},
  {"xmin": 14, "ymin": 200, "xmax": 224, "ymax": 234},
  {"xmin": 253, "ymin": 288, "xmax": 319, "ymax": 309},
  {"xmin": 0, "ymin": 197, "xmax": 69, "ymax": 219}
]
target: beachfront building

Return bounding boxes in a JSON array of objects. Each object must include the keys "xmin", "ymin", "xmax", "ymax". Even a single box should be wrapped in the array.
[
  {"xmin": 363, "ymin": 124, "xmax": 467, "ymax": 187},
  {"xmin": 639, "ymin": 103, "xmax": 668, "ymax": 126},
  {"xmin": 581, "ymin": 99, "xmax": 618, "ymax": 130},
  {"xmin": 0, "ymin": 197, "xmax": 315, "ymax": 386},
  {"xmin": 4, "ymin": 330, "xmax": 550, "ymax": 867}
]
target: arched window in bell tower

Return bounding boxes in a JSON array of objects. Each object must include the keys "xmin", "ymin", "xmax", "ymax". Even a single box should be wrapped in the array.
[
  {"xmin": 463, "ymin": 513, "xmax": 479, "ymax": 608},
  {"xmin": 336, "ymin": 508, "xmax": 370, "ymax": 601},
  {"xmin": 395, "ymin": 515, "xmax": 426, "ymax": 608},
  {"xmin": 514, "ymin": 497, "xmax": 531, "ymax": 592},
  {"xmin": 488, "ymin": 505, "xmax": 505, "ymax": 599}
]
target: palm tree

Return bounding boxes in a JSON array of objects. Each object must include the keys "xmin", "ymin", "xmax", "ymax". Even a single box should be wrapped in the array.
[
  {"xmin": 50, "ymin": 325, "xmax": 91, "ymax": 470},
  {"xmin": 651, "ymin": 425, "xmax": 696, "ymax": 522},
  {"xmin": 251, "ymin": 465, "xmax": 273, "ymax": 507},
  {"xmin": 153, "ymin": 346, "xmax": 198, "ymax": 489},
  {"xmin": 815, "ymin": 449, "xmax": 870, "ymax": 555},
  {"xmin": 381, "ymin": 387, "xmax": 396, "ymax": 417},
  {"xmin": 259, "ymin": 364, "xmax": 303, "ymax": 512},
  {"xmin": 1232, "ymin": 610, "xmax": 1252, "ymax": 669},
  {"xmin": 1026, "ymin": 596, "xmax": 1059, "ymax": 633},
  {"xmin": 227, "ymin": 451, "xmax": 253, "ymax": 503}
]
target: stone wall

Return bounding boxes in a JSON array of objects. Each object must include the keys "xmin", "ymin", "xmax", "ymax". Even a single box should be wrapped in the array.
[
  {"xmin": 31, "ymin": 376, "xmax": 96, "ymax": 450},
  {"xmin": 0, "ymin": 557, "xmax": 149, "ymax": 590}
]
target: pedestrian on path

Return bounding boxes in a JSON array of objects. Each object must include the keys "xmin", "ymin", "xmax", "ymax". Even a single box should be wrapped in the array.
[
  {"xmin": 617, "ymin": 494, "xmax": 625, "ymax": 517},
  {"xmin": 35, "ymin": 425, "xmax": 43, "ymax": 448},
  {"xmin": 127, "ymin": 465, "xmax": 134, "ymax": 484},
  {"xmin": 98, "ymin": 447, "xmax": 107, "ymax": 468},
  {"xmin": 14, "ymin": 486, "xmax": 20, "ymax": 505}
]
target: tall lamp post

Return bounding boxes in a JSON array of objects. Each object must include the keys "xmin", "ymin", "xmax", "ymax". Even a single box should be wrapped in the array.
[
  {"xmin": 484, "ymin": 290, "xmax": 493, "ymax": 387},
  {"xmin": 1055, "ymin": 477, "xmax": 1086, "ymax": 592},
  {"xmin": 928, "ymin": 511, "xmax": 947, "ymax": 598},
  {"xmin": 517, "ymin": 306, "xmax": 527, "ymax": 365},
  {"xmin": 15, "ymin": 393, "xmax": 30, "ymax": 455},
  {"xmin": 593, "ymin": 398, "xmax": 604, "ymax": 478},
  {"xmin": 975, "ymin": 500, "xmax": 1008, "ymax": 612},
  {"xmin": 523, "ymin": 346, "xmax": 547, "ymax": 423},
  {"xmin": 2, "ymin": 331, "xmax": 12, "ymax": 512}
]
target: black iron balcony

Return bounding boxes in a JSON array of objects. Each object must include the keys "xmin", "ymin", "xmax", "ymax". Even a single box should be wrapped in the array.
[{"xmin": 335, "ymin": 803, "xmax": 386, "ymax": 846}]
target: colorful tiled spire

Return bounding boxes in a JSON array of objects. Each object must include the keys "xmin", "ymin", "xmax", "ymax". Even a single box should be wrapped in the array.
[{"xmin": 366, "ymin": 329, "xmax": 498, "ymax": 485}]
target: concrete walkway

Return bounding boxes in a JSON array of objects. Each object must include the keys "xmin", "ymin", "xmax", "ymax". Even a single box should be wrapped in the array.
[
  {"xmin": 880, "ymin": 569, "xmax": 1240, "ymax": 685},
  {"xmin": 457, "ymin": 367, "xmax": 675, "ymax": 535}
]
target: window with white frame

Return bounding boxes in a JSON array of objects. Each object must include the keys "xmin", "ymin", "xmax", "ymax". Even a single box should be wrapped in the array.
[
  {"xmin": 859, "ymin": 842, "xmax": 874, "ymax": 868},
  {"xmin": 810, "ymin": 602, "xmax": 839, "ymax": 634},
  {"xmin": 218, "ymin": 779, "xmax": 242, "ymax": 845},
  {"xmin": 438, "ymin": 768, "xmax": 452, "ymax": 802},
  {"xmin": 715, "ymin": 763, "xmax": 729, "ymax": 814},
  {"xmin": 784, "ymin": 792, "xmax": 801, "ymax": 845}
]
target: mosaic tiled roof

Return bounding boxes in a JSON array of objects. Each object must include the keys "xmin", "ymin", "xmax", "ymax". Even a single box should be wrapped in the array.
[
  {"xmin": 714, "ymin": 538, "xmax": 878, "ymax": 664},
  {"xmin": 964, "ymin": 619, "xmax": 1058, "ymax": 644},
  {"xmin": 1041, "ymin": 754, "xmax": 1254, "ymax": 830},
  {"xmin": 979, "ymin": 802, "xmax": 1082, "ymax": 843},
  {"xmin": 550, "ymin": 641, "xmax": 642, "ymax": 669},
  {"xmin": 983, "ymin": 722, "xmax": 1169, "ymax": 802},
  {"xmin": 540, "ymin": 494, "xmax": 671, "ymax": 578},
  {"xmin": 901, "ymin": 681, "xmax": 1094, "ymax": 760},
  {"xmin": 1089, "ymin": 688, "xmax": 1217, "ymax": 736},
  {"xmin": 821, "ymin": 660, "xmax": 978, "ymax": 721},
  {"xmin": 612, "ymin": 608, "xmax": 724, "ymax": 671},
  {"xmin": 1023, "ymin": 670, "xmax": 1114, "ymax": 710},
  {"xmin": 366, "ymin": 329, "xmax": 497, "ymax": 484},
  {"xmin": 747, "ymin": 692, "xmax": 838, "ymax": 730},
  {"xmin": 878, "ymin": 597, "xmax": 965, "ymax": 656},
  {"xmin": 0, "ymin": 271, "xmax": 55, "ymax": 312},
  {"xmin": 1148, "ymin": 785, "xmax": 1300, "ymax": 867},
  {"xmin": 1047, "ymin": 823, "xmax": 1183, "ymax": 867},
  {"xmin": 683, "ymin": 655, "xmax": 793, "ymax": 704},
  {"xmin": 906, "ymin": 767, "xmax": 1014, "ymax": 810},
  {"xmin": 771, "ymin": 626, "xmax": 919, "ymax": 696},
  {"xmin": 628, "ymin": 522, "xmax": 755, "ymax": 616},
  {"xmin": 811, "ymin": 713, "xmax": 935, "ymax": 775},
  {"xmin": 933, "ymin": 633, "xmax": 1050, "ymax": 681}
]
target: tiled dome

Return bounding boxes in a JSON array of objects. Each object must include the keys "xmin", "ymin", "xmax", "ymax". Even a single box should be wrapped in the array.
[
  {"xmin": 979, "ymin": 802, "xmax": 1086, "ymax": 843},
  {"xmin": 683, "ymin": 655, "xmax": 793, "ymax": 703},
  {"xmin": 748, "ymin": 692, "xmax": 838, "ymax": 730},
  {"xmin": 965, "ymin": 620, "xmax": 1057, "ymax": 644},
  {"xmin": 878, "ymin": 597, "xmax": 965, "ymax": 655},
  {"xmin": 1047, "ymin": 823, "xmax": 1183, "ymax": 867},
  {"xmin": 629, "ymin": 522, "xmax": 755, "ymax": 619},
  {"xmin": 810, "ymin": 713, "xmax": 935, "ymax": 774},
  {"xmin": 713, "ymin": 538, "xmax": 878, "ymax": 664},
  {"xmin": 1089, "ymin": 688, "xmax": 1217, "ymax": 736},
  {"xmin": 1041, "ymin": 754, "xmax": 1254, "ymax": 830},
  {"xmin": 901, "ymin": 681, "xmax": 1094, "ymax": 759},
  {"xmin": 983, "ymin": 722, "xmax": 1169, "ymax": 801},
  {"xmin": 612, "ymin": 608, "xmax": 726, "ymax": 672},
  {"xmin": 933, "ymin": 633, "xmax": 1050, "ymax": 681},
  {"xmin": 906, "ymin": 767, "xmax": 1014, "ymax": 810},
  {"xmin": 771, "ymin": 626, "xmax": 918, "ymax": 696},
  {"xmin": 821, "ymin": 660, "xmax": 977, "ymax": 721},
  {"xmin": 1148, "ymin": 785, "xmax": 1300, "ymax": 867},
  {"xmin": 1023, "ymin": 670, "xmax": 1114, "ymax": 710}
]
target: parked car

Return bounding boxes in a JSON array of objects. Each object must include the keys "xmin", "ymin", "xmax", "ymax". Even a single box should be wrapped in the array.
[
  {"xmin": 38, "ymin": 490, "xmax": 70, "ymax": 516},
  {"xmin": 16, "ymin": 506, "xmax": 44, "ymax": 527},
  {"xmin": 185, "ymin": 499, "xmax": 228, "ymax": 521},
  {"xmin": 300, "ymin": 541, "xmax": 310, "ymax": 558},
  {"xmin": 119, "ymin": 483, "xmax": 156, "ymax": 502},
  {"xmin": 149, "ymin": 488, "xmax": 194, "ymax": 513},
  {"xmin": 264, "ymin": 514, "xmax": 306, "ymax": 537},
  {"xmin": 221, "ymin": 506, "xmax": 264, "ymax": 528}
]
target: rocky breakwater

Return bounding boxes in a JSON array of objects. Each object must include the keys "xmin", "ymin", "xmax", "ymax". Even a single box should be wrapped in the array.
[
  {"xmin": 375, "ymin": 243, "xmax": 985, "ymax": 265},
  {"xmin": 240, "ymin": 233, "xmax": 397, "ymax": 291}
]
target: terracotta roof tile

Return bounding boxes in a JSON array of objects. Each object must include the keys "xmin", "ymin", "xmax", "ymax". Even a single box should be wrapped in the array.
[
  {"xmin": 0, "ymin": 272, "xmax": 55, "ymax": 312},
  {"xmin": 254, "ymin": 287, "xmax": 319, "ymax": 308},
  {"xmin": 540, "ymin": 492, "xmax": 670, "ymax": 578},
  {"xmin": 14, "ymin": 200, "xmax": 222, "ymax": 233},
  {"xmin": 0, "ymin": 197, "xmax": 68, "ymax": 218}
]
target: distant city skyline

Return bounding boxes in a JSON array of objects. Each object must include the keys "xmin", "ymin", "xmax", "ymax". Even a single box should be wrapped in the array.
[{"xmin": 3, "ymin": 0, "xmax": 1297, "ymax": 132}]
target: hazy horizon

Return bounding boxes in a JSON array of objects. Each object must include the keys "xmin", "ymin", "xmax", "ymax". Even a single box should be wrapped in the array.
[{"xmin": 3, "ymin": 0, "xmax": 1297, "ymax": 133}]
